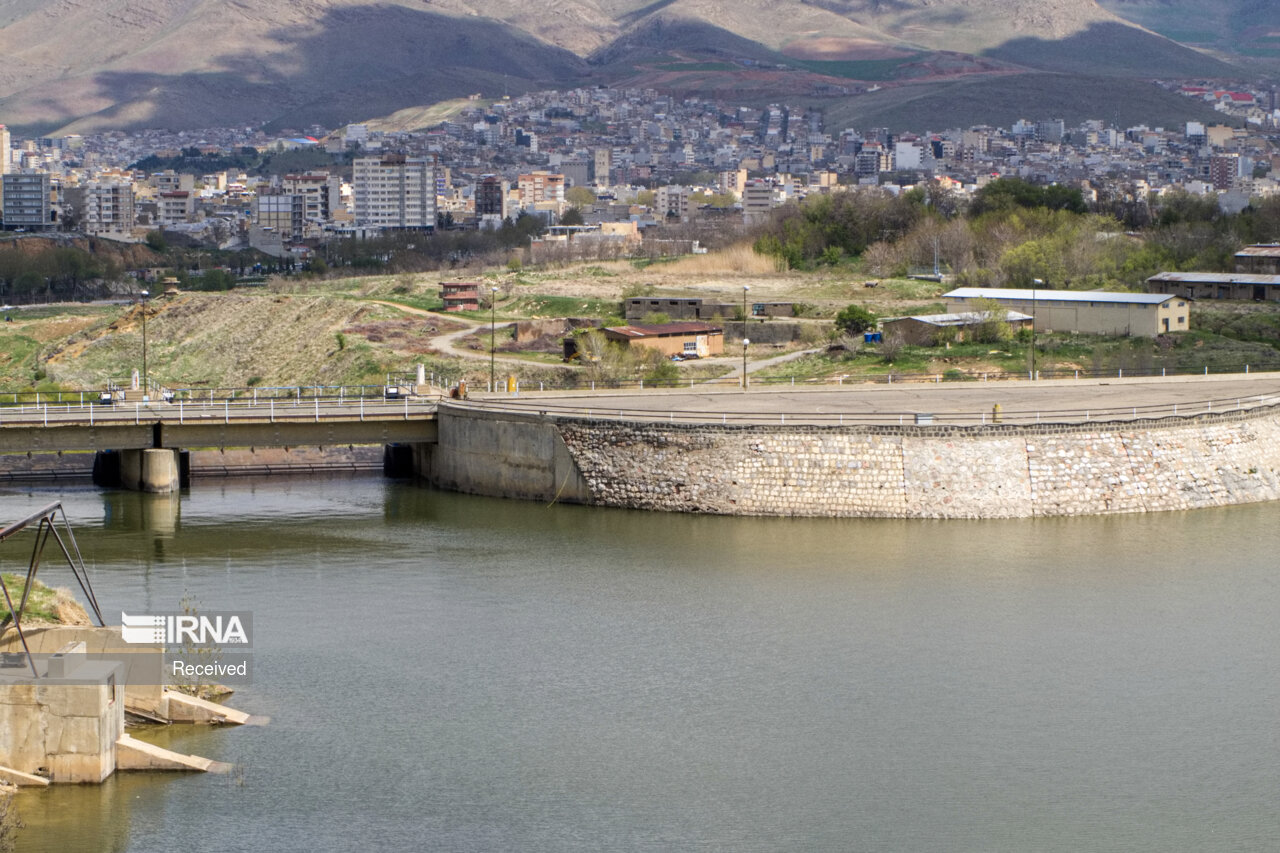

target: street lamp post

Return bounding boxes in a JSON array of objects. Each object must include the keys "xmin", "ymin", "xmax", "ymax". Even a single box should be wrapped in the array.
[
  {"xmin": 742, "ymin": 338, "xmax": 750, "ymax": 390},
  {"xmin": 140, "ymin": 289, "xmax": 150, "ymax": 401},
  {"xmin": 490, "ymin": 286, "xmax": 498, "ymax": 392},
  {"xmin": 1031, "ymin": 278, "xmax": 1042, "ymax": 380}
]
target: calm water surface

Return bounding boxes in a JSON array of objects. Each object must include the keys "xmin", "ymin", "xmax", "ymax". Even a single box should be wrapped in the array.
[{"xmin": 1, "ymin": 477, "xmax": 1277, "ymax": 852}]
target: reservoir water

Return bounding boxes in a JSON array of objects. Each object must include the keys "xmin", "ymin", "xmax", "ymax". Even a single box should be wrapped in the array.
[{"xmin": 3, "ymin": 476, "xmax": 1279, "ymax": 852}]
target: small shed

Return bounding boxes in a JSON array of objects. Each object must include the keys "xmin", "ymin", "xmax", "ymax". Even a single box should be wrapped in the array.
[{"xmin": 881, "ymin": 311, "xmax": 1033, "ymax": 346}]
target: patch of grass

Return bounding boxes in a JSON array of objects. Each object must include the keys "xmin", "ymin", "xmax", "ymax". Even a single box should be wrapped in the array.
[
  {"xmin": 650, "ymin": 61, "xmax": 738, "ymax": 72},
  {"xmin": 496, "ymin": 295, "xmax": 616, "ymax": 319},
  {"xmin": 789, "ymin": 55, "xmax": 923, "ymax": 81},
  {"xmin": 0, "ymin": 573, "xmax": 78, "ymax": 623}
]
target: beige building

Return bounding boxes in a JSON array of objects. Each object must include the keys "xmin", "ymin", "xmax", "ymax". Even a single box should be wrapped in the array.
[
  {"xmin": 282, "ymin": 171, "xmax": 340, "ymax": 227},
  {"xmin": 517, "ymin": 171, "xmax": 565, "ymax": 206},
  {"xmin": 943, "ymin": 288, "xmax": 1189, "ymax": 336},
  {"xmin": 656, "ymin": 185, "xmax": 691, "ymax": 222},
  {"xmin": 741, "ymin": 180, "xmax": 777, "ymax": 223},
  {"xmin": 156, "ymin": 190, "xmax": 195, "ymax": 225},
  {"xmin": 602, "ymin": 322, "xmax": 725, "ymax": 358}
]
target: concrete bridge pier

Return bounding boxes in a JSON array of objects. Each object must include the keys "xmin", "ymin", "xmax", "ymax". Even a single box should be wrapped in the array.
[{"xmin": 93, "ymin": 448, "xmax": 189, "ymax": 493}]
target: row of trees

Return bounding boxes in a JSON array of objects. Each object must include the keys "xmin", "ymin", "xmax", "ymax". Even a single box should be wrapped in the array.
[
  {"xmin": 752, "ymin": 177, "xmax": 1280, "ymax": 288},
  {"xmin": 0, "ymin": 244, "xmax": 125, "ymax": 302}
]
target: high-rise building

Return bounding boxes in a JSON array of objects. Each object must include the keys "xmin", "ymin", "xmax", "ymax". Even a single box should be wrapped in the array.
[
  {"xmin": 593, "ymin": 149, "xmax": 611, "ymax": 186},
  {"xmin": 475, "ymin": 175, "xmax": 508, "ymax": 219},
  {"xmin": 3, "ymin": 171, "xmax": 51, "ymax": 231},
  {"xmin": 1209, "ymin": 153, "xmax": 1241, "ymax": 190},
  {"xmin": 352, "ymin": 155, "xmax": 437, "ymax": 230}
]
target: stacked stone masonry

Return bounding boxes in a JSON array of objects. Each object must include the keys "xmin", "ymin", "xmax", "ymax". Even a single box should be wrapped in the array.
[{"xmin": 552, "ymin": 407, "xmax": 1280, "ymax": 518}]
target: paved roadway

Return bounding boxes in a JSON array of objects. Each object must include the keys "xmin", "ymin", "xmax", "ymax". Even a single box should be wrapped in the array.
[{"xmin": 469, "ymin": 373, "xmax": 1280, "ymax": 426}]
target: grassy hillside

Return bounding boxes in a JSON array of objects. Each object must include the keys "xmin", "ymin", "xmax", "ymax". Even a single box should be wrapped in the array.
[{"xmin": 15, "ymin": 289, "xmax": 471, "ymax": 391}]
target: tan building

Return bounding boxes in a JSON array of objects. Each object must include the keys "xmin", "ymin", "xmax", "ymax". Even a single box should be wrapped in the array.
[
  {"xmin": 516, "ymin": 171, "xmax": 565, "ymax": 206},
  {"xmin": 282, "ymin": 171, "xmax": 340, "ymax": 226},
  {"xmin": 602, "ymin": 322, "xmax": 725, "ymax": 358},
  {"xmin": 156, "ymin": 190, "xmax": 196, "ymax": 225},
  {"xmin": 943, "ymin": 288, "xmax": 1188, "ymax": 336}
]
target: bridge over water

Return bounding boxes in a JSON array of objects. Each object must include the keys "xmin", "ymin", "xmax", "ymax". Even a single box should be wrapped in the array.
[{"xmin": 0, "ymin": 393, "xmax": 439, "ymax": 491}]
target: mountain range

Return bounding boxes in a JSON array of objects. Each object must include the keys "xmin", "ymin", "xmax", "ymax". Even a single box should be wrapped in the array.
[{"xmin": 0, "ymin": 0, "xmax": 1264, "ymax": 135}]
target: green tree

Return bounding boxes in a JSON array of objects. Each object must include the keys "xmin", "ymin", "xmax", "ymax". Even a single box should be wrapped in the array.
[
  {"xmin": 560, "ymin": 207, "xmax": 585, "ymax": 226},
  {"xmin": 144, "ymin": 230, "xmax": 167, "ymax": 252},
  {"xmin": 835, "ymin": 304, "xmax": 876, "ymax": 335},
  {"xmin": 566, "ymin": 186, "xmax": 596, "ymax": 207}
]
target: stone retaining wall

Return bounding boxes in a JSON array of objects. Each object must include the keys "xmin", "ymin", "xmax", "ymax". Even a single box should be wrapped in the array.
[{"xmin": 530, "ymin": 406, "xmax": 1280, "ymax": 518}]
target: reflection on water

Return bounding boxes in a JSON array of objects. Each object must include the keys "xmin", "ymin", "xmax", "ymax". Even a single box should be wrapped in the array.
[{"xmin": 0, "ymin": 476, "xmax": 1277, "ymax": 852}]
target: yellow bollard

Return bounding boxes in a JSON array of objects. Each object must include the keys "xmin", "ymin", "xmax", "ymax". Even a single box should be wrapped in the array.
[
  {"xmin": 992, "ymin": 403, "xmax": 1002, "ymax": 423},
  {"xmin": 506, "ymin": 375, "xmax": 517, "ymax": 393}
]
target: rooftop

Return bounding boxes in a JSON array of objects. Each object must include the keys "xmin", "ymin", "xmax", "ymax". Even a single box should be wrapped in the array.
[
  {"xmin": 604, "ymin": 322, "xmax": 722, "ymax": 338},
  {"xmin": 1148, "ymin": 272, "xmax": 1280, "ymax": 285},
  {"xmin": 890, "ymin": 311, "xmax": 1033, "ymax": 327},
  {"xmin": 945, "ymin": 288, "xmax": 1177, "ymax": 306}
]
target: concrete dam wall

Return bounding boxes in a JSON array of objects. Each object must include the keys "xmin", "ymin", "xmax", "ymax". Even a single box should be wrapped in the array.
[{"xmin": 427, "ymin": 404, "xmax": 1280, "ymax": 518}]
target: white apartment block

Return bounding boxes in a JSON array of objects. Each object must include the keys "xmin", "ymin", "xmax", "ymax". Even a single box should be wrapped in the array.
[{"xmin": 352, "ymin": 155, "xmax": 437, "ymax": 229}]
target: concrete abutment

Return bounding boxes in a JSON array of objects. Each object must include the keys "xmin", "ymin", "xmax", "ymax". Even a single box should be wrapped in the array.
[{"xmin": 425, "ymin": 403, "xmax": 1280, "ymax": 518}]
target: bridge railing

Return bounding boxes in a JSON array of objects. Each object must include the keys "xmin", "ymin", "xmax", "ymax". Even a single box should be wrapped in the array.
[
  {"xmin": 449, "ymin": 392, "xmax": 1280, "ymax": 428},
  {"xmin": 0, "ymin": 393, "xmax": 439, "ymax": 427}
]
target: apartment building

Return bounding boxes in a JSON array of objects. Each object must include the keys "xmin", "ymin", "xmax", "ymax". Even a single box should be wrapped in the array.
[
  {"xmin": 656, "ymin": 185, "xmax": 691, "ymax": 222},
  {"xmin": 2, "ymin": 171, "xmax": 51, "ymax": 231},
  {"xmin": 516, "ymin": 171, "xmax": 565, "ymax": 206},
  {"xmin": 352, "ymin": 155, "xmax": 437, "ymax": 229},
  {"xmin": 68, "ymin": 180, "xmax": 136, "ymax": 234},
  {"xmin": 282, "ymin": 171, "xmax": 341, "ymax": 226},
  {"xmin": 254, "ymin": 191, "xmax": 305, "ymax": 241},
  {"xmin": 156, "ymin": 190, "xmax": 196, "ymax": 225},
  {"xmin": 475, "ymin": 175, "xmax": 508, "ymax": 220}
]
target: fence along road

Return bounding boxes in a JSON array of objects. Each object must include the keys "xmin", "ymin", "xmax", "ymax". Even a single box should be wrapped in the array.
[{"xmin": 463, "ymin": 374, "xmax": 1280, "ymax": 427}]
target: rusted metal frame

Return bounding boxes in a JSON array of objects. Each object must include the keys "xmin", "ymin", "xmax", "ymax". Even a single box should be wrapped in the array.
[
  {"xmin": 0, "ymin": 501, "xmax": 106, "ymax": 677},
  {"xmin": 47, "ymin": 509, "xmax": 103, "ymax": 625}
]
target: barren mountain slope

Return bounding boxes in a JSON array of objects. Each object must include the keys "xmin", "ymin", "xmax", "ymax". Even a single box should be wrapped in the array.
[{"xmin": 0, "ymin": 0, "xmax": 1243, "ymax": 133}]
